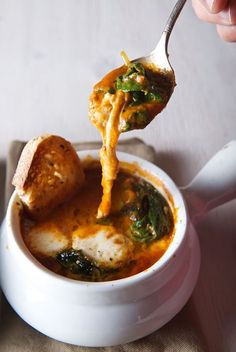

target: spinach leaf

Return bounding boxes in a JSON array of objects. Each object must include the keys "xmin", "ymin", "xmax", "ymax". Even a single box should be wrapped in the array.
[
  {"xmin": 124, "ymin": 62, "xmax": 145, "ymax": 76},
  {"xmin": 116, "ymin": 79, "xmax": 144, "ymax": 92},
  {"xmin": 57, "ymin": 249, "xmax": 97, "ymax": 276},
  {"xmin": 129, "ymin": 91, "xmax": 163, "ymax": 106},
  {"xmin": 132, "ymin": 110, "xmax": 148, "ymax": 125},
  {"xmin": 129, "ymin": 91, "xmax": 146, "ymax": 105},
  {"xmin": 128, "ymin": 181, "xmax": 174, "ymax": 243},
  {"xmin": 115, "ymin": 62, "xmax": 164, "ymax": 107},
  {"xmin": 147, "ymin": 189, "xmax": 172, "ymax": 238},
  {"xmin": 145, "ymin": 91, "xmax": 163, "ymax": 103},
  {"xmin": 56, "ymin": 249, "xmax": 118, "ymax": 281},
  {"xmin": 120, "ymin": 109, "xmax": 148, "ymax": 132},
  {"xmin": 116, "ymin": 63, "xmax": 146, "ymax": 93}
]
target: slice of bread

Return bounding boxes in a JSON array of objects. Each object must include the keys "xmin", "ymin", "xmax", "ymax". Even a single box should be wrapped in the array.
[{"xmin": 12, "ymin": 135, "xmax": 85, "ymax": 219}]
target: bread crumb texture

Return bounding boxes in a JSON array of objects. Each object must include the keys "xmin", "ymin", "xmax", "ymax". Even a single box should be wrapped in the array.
[{"xmin": 12, "ymin": 135, "xmax": 85, "ymax": 219}]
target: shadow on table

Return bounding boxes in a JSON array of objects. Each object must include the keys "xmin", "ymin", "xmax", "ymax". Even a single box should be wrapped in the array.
[
  {"xmin": 154, "ymin": 149, "xmax": 191, "ymax": 186},
  {"xmin": 152, "ymin": 150, "xmax": 236, "ymax": 352},
  {"xmin": 193, "ymin": 201, "xmax": 236, "ymax": 352}
]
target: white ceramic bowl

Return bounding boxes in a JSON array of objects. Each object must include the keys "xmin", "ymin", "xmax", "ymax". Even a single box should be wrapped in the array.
[{"xmin": 1, "ymin": 142, "xmax": 236, "ymax": 347}]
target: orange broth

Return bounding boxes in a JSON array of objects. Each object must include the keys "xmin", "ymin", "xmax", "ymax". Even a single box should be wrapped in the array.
[{"xmin": 21, "ymin": 162, "xmax": 176, "ymax": 282}]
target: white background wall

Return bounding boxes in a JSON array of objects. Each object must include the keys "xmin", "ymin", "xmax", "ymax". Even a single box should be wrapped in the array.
[{"xmin": 0, "ymin": 0, "xmax": 235, "ymax": 185}]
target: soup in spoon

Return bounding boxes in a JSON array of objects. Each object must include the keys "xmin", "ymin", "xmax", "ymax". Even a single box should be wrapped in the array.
[{"xmin": 89, "ymin": 53, "xmax": 174, "ymax": 218}]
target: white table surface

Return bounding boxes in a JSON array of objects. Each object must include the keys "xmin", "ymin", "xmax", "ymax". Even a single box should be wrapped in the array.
[{"xmin": 0, "ymin": 1, "xmax": 236, "ymax": 351}]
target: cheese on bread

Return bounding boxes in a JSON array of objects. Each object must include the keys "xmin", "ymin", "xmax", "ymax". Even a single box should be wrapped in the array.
[{"xmin": 12, "ymin": 135, "xmax": 84, "ymax": 219}]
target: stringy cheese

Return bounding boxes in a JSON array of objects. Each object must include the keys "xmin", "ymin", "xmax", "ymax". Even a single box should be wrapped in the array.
[{"xmin": 94, "ymin": 90, "xmax": 126, "ymax": 218}]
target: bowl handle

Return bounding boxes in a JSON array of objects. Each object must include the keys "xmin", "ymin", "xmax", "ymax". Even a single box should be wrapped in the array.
[{"xmin": 180, "ymin": 141, "xmax": 236, "ymax": 224}]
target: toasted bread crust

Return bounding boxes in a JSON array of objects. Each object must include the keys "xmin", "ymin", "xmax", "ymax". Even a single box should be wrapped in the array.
[{"xmin": 12, "ymin": 135, "xmax": 85, "ymax": 219}]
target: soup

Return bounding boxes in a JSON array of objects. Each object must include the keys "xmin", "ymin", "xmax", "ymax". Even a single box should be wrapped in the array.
[
  {"xmin": 20, "ymin": 161, "xmax": 176, "ymax": 282},
  {"xmin": 89, "ymin": 60, "xmax": 174, "ymax": 219}
]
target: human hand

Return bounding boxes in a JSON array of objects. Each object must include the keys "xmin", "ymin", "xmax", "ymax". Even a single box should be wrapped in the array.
[{"xmin": 192, "ymin": 0, "xmax": 236, "ymax": 41}]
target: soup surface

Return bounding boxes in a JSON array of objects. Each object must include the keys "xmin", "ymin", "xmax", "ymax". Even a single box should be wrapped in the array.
[{"xmin": 21, "ymin": 162, "xmax": 175, "ymax": 282}]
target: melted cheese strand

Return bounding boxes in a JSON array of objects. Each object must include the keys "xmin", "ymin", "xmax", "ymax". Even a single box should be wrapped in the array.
[
  {"xmin": 120, "ymin": 50, "xmax": 131, "ymax": 67},
  {"xmin": 97, "ymin": 90, "xmax": 126, "ymax": 218}
]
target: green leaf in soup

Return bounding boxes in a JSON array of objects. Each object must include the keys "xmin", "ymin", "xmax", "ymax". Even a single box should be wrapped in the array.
[
  {"xmin": 147, "ymin": 191, "xmax": 172, "ymax": 239},
  {"xmin": 121, "ymin": 202, "xmax": 139, "ymax": 218},
  {"xmin": 56, "ymin": 249, "xmax": 96, "ymax": 276},
  {"xmin": 120, "ymin": 109, "xmax": 149, "ymax": 132},
  {"xmin": 116, "ymin": 77, "xmax": 144, "ymax": 92},
  {"xmin": 129, "ymin": 91, "xmax": 146, "ymax": 105},
  {"xmin": 129, "ymin": 181, "xmax": 174, "ymax": 243},
  {"xmin": 145, "ymin": 91, "xmax": 163, "ymax": 103},
  {"xmin": 130, "ymin": 109, "xmax": 149, "ymax": 129},
  {"xmin": 116, "ymin": 62, "xmax": 146, "ymax": 93},
  {"xmin": 127, "ymin": 62, "xmax": 146, "ymax": 76}
]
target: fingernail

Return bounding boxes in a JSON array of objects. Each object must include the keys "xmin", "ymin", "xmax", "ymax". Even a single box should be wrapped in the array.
[
  {"xmin": 202, "ymin": 0, "xmax": 215, "ymax": 12},
  {"xmin": 219, "ymin": 8, "xmax": 231, "ymax": 23}
]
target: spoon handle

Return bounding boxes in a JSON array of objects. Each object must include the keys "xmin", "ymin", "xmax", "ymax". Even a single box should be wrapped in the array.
[{"xmin": 154, "ymin": 0, "xmax": 187, "ymax": 53}]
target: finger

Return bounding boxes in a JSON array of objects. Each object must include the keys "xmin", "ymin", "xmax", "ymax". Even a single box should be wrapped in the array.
[
  {"xmin": 197, "ymin": 0, "xmax": 229, "ymax": 13},
  {"xmin": 216, "ymin": 24, "xmax": 236, "ymax": 41},
  {"xmin": 192, "ymin": 0, "xmax": 236, "ymax": 25}
]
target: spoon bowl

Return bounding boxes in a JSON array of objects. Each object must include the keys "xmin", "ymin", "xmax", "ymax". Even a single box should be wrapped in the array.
[{"xmin": 89, "ymin": 0, "xmax": 187, "ymax": 136}]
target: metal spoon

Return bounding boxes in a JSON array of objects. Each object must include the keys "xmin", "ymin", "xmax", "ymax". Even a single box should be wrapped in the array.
[
  {"xmin": 132, "ymin": 0, "xmax": 187, "ymax": 84},
  {"xmin": 89, "ymin": 0, "xmax": 187, "ymax": 134},
  {"xmin": 115, "ymin": 0, "xmax": 187, "ymax": 131}
]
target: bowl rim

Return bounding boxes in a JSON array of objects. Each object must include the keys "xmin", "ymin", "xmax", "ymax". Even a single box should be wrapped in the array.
[{"xmin": 5, "ymin": 149, "xmax": 188, "ymax": 291}]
